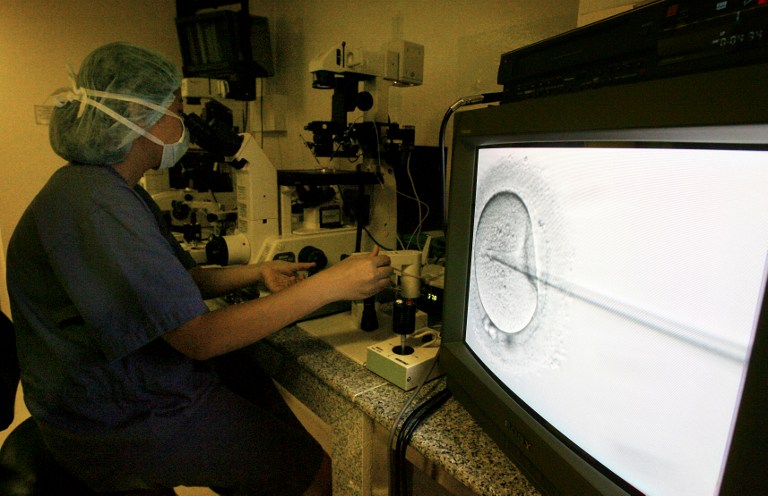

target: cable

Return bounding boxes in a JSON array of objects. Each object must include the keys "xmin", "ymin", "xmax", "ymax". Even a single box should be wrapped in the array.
[
  {"xmin": 438, "ymin": 92, "xmax": 504, "ymax": 230},
  {"xmin": 299, "ymin": 134, "xmax": 323, "ymax": 166},
  {"xmin": 394, "ymin": 387, "xmax": 452, "ymax": 496},
  {"xmin": 363, "ymin": 226, "xmax": 395, "ymax": 251},
  {"xmin": 402, "ymin": 149, "xmax": 430, "ymax": 250},
  {"xmin": 387, "ymin": 356, "xmax": 443, "ymax": 496},
  {"xmin": 331, "ymin": 117, "xmax": 363, "ymax": 164}
]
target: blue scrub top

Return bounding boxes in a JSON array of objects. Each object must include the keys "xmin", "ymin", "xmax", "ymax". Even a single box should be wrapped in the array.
[{"xmin": 7, "ymin": 164, "xmax": 214, "ymax": 432}]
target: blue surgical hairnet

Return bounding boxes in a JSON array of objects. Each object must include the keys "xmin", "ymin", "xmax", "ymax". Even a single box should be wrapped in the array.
[{"xmin": 49, "ymin": 42, "xmax": 182, "ymax": 165}]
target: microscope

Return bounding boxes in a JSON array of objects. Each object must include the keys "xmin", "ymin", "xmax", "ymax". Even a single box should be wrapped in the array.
[
  {"xmin": 170, "ymin": 78, "xmax": 364, "ymax": 275},
  {"xmin": 190, "ymin": 38, "xmax": 423, "ymax": 271},
  {"xmin": 304, "ymin": 40, "xmax": 425, "ymax": 254},
  {"xmin": 146, "ymin": 39, "xmax": 434, "ymax": 345},
  {"xmin": 296, "ymin": 41, "xmax": 439, "ymax": 386}
]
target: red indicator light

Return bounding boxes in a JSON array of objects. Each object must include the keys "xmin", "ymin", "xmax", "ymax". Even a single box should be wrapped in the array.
[{"xmin": 666, "ymin": 4, "xmax": 679, "ymax": 16}]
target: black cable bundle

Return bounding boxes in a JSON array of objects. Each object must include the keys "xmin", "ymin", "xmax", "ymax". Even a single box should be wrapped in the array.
[{"xmin": 389, "ymin": 387, "xmax": 453, "ymax": 496}]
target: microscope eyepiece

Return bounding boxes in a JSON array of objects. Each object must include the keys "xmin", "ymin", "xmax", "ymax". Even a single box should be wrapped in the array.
[{"xmin": 184, "ymin": 112, "xmax": 243, "ymax": 157}]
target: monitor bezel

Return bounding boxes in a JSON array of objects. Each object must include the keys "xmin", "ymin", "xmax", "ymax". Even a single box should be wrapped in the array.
[{"xmin": 441, "ymin": 63, "xmax": 768, "ymax": 495}]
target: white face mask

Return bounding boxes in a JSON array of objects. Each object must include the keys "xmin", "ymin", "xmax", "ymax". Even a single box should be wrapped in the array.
[
  {"xmin": 141, "ymin": 112, "xmax": 190, "ymax": 170},
  {"xmin": 158, "ymin": 123, "xmax": 190, "ymax": 169}
]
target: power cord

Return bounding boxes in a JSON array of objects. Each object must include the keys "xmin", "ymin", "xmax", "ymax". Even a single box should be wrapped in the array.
[
  {"xmin": 438, "ymin": 92, "xmax": 503, "ymax": 229},
  {"xmin": 387, "ymin": 356, "xmax": 449, "ymax": 496},
  {"xmin": 392, "ymin": 386, "xmax": 452, "ymax": 496}
]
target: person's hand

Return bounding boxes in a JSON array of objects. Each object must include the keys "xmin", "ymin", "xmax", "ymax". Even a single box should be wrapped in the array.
[
  {"xmin": 318, "ymin": 246, "xmax": 393, "ymax": 301},
  {"xmin": 261, "ymin": 260, "xmax": 316, "ymax": 293}
]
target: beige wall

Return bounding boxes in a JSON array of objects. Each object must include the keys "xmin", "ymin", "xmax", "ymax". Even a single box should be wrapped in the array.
[
  {"xmin": 0, "ymin": 0, "xmax": 181, "ymax": 261},
  {"xmin": 577, "ymin": 0, "xmax": 637, "ymax": 26},
  {"xmin": 0, "ymin": 0, "xmax": 578, "ymax": 261}
]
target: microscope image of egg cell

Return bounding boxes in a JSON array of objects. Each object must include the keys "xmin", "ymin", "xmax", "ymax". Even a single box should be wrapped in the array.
[{"xmin": 474, "ymin": 191, "xmax": 539, "ymax": 337}]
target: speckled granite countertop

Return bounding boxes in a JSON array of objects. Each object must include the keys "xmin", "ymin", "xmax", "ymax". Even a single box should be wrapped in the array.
[{"xmin": 246, "ymin": 324, "xmax": 542, "ymax": 496}]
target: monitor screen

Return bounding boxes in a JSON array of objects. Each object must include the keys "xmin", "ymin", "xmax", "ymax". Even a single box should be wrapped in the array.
[{"xmin": 467, "ymin": 144, "xmax": 768, "ymax": 495}]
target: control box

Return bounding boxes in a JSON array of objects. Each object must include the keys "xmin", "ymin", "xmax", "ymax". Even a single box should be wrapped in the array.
[{"xmin": 366, "ymin": 330, "xmax": 439, "ymax": 391}]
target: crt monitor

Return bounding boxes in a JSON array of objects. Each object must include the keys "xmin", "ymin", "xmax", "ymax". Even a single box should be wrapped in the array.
[
  {"xmin": 176, "ymin": 9, "xmax": 274, "ymax": 100},
  {"xmin": 440, "ymin": 61, "xmax": 768, "ymax": 495}
]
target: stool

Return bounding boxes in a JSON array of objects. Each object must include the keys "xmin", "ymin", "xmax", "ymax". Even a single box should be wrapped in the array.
[{"xmin": 0, "ymin": 418, "xmax": 176, "ymax": 496}]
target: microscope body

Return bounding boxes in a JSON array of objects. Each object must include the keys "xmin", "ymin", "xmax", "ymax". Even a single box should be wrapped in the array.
[{"xmin": 205, "ymin": 132, "xmax": 359, "ymax": 269}]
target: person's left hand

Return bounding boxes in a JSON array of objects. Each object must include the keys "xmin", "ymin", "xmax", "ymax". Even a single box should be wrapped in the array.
[{"xmin": 261, "ymin": 260, "xmax": 316, "ymax": 293}]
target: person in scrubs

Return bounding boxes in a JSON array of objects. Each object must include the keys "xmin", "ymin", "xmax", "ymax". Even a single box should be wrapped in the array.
[{"xmin": 6, "ymin": 42, "xmax": 392, "ymax": 495}]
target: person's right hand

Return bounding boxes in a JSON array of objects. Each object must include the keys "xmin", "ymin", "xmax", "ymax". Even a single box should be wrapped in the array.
[{"xmin": 319, "ymin": 246, "xmax": 393, "ymax": 301}]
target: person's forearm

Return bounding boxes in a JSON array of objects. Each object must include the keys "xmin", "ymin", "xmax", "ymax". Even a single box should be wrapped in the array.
[
  {"xmin": 188, "ymin": 264, "xmax": 263, "ymax": 299},
  {"xmin": 164, "ymin": 271, "xmax": 337, "ymax": 360},
  {"xmin": 168, "ymin": 250, "xmax": 392, "ymax": 359}
]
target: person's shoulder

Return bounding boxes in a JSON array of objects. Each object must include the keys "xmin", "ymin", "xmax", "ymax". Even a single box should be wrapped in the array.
[
  {"xmin": 50, "ymin": 163, "xmax": 122, "ymax": 185},
  {"xmin": 26, "ymin": 165, "xmax": 142, "ymax": 227},
  {"xmin": 44, "ymin": 164, "xmax": 134, "ymax": 202}
]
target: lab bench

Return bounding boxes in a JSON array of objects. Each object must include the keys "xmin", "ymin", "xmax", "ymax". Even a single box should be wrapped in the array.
[{"xmin": 233, "ymin": 310, "xmax": 542, "ymax": 496}]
